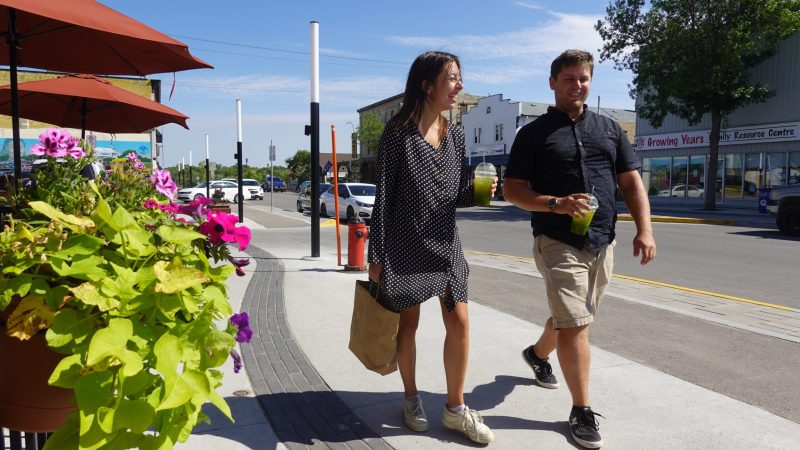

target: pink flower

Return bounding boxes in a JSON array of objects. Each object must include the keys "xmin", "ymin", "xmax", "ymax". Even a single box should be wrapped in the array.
[
  {"xmin": 143, "ymin": 199, "xmax": 158, "ymax": 209},
  {"xmin": 31, "ymin": 128, "xmax": 79, "ymax": 158},
  {"xmin": 177, "ymin": 197, "xmax": 212, "ymax": 220},
  {"xmin": 150, "ymin": 168, "xmax": 177, "ymax": 201},
  {"xmin": 127, "ymin": 153, "xmax": 145, "ymax": 170},
  {"xmin": 226, "ymin": 255, "xmax": 251, "ymax": 277},
  {"xmin": 198, "ymin": 211, "xmax": 251, "ymax": 251}
]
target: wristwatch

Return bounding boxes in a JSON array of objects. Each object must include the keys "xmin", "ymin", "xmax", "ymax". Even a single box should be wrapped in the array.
[{"xmin": 547, "ymin": 197, "xmax": 558, "ymax": 211}]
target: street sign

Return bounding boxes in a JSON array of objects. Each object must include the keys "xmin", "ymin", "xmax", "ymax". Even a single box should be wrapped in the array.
[
  {"xmin": 269, "ymin": 144, "xmax": 276, "ymax": 162},
  {"xmin": 323, "ymin": 160, "xmax": 333, "ymax": 172}
]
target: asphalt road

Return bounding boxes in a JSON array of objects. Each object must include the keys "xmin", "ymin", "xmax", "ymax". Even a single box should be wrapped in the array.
[{"xmin": 246, "ymin": 192, "xmax": 800, "ymax": 422}]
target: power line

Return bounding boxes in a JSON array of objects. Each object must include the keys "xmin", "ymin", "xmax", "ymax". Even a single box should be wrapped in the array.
[
  {"xmin": 190, "ymin": 47, "xmax": 402, "ymax": 70},
  {"xmin": 171, "ymin": 34, "xmax": 407, "ymax": 65}
]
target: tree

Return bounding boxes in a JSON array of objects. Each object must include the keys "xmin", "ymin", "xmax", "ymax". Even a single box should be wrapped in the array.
[
  {"xmin": 596, "ymin": 0, "xmax": 800, "ymax": 210},
  {"xmin": 285, "ymin": 149, "xmax": 311, "ymax": 182},
  {"xmin": 358, "ymin": 112, "xmax": 385, "ymax": 155}
]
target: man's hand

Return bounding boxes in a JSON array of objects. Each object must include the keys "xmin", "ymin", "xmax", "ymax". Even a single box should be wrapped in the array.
[
  {"xmin": 368, "ymin": 263, "xmax": 383, "ymax": 283},
  {"xmin": 632, "ymin": 232, "xmax": 656, "ymax": 265},
  {"xmin": 490, "ymin": 177, "xmax": 498, "ymax": 197},
  {"xmin": 554, "ymin": 193, "xmax": 593, "ymax": 216}
]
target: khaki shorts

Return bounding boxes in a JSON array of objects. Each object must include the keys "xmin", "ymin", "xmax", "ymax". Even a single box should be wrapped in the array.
[{"xmin": 532, "ymin": 234, "xmax": 615, "ymax": 329}]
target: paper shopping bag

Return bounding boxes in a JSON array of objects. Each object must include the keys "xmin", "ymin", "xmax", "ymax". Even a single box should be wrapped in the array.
[{"xmin": 348, "ymin": 280, "xmax": 400, "ymax": 375}]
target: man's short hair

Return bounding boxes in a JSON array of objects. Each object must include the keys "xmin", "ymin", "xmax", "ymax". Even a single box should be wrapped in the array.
[{"xmin": 550, "ymin": 49, "xmax": 594, "ymax": 78}]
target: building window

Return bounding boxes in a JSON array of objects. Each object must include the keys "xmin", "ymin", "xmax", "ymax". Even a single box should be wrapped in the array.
[
  {"xmin": 670, "ymin": 157, "xmax": 688, "ymax": 197},
  {"xmin": 495, "ymin": 124, "xmax": 503, "ymax": 141},
  {"xmin": 766, "ymin": 153, "xmax": 786, "ymax": 186},
  {"xmin": 486, "ymin": 106, "xmax": 491, "ymax": 114},
  {"xmin": 474, "ymin": 128, "xmax": 481, "ymax": 144},
  {"xmin": 743, "ymin": 153, "xmax": 761, "ymax": 199},
  {"xmin": 723, "ymin": 154, "xmax": 743, "ymax": 199},
  {"xmin": 789, "ymin": 152, "xmax": 800, "ymax": 185},
  {"xmin": 642, "ymin": 157, "xmax": 670, "ymax": 196},
  {"xmin": 689, "ymin": 155, "xmax": 705, "ymax": 198}
]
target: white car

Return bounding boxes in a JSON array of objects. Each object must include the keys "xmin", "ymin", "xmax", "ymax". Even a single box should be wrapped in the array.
[
  {"xmin": 319, "ymin": 183, "xmax": 376, "ymax": 222},
  {"xmin": 223, "ymin": 178, "xmax": 264, "ymax": 200},
  {"xmin": 658, "ymin": 184, "xmax": 704, "ymax": 198},
  {"xmin": 176, "ymin": 180, "xmax": 250, "ymax": 203}
]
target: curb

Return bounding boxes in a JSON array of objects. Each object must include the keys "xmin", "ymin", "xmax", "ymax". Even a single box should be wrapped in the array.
[{"xmin": 618, "ymin": 214, "xmax": 736, "ymax": 225}]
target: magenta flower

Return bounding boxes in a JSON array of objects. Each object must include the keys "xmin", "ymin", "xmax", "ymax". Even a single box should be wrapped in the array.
[
  {"xmin": 226, "ymin": 254, "xmax": 251, "ymax": 277},
  {"xmin": 230, "ymin": 312, "xmax": 253, "ymax": 343},
  {"xmin": 150, "ymin": 168, "xmax": 177, "ymax": 201},
  {"xmin": 177, "ymin": 197, "xmax": 212, "ymax": 220},
  {"xmin": 30, "ymin": 128, "xmax": 81, "ymax": 158},
  {"xmin": 143, "ymin": 199, "xmax": 158, "ymax": 209},
  {"xmin": 198, "ymin": 211, "xmax": 251, "ymax": 251},
  {"xmin": 127, "ymin": 153, "xmax": 145, "ymax": 170}
]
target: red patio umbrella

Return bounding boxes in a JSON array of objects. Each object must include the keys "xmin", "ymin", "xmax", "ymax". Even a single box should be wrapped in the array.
[
  {"xmin": 0, "ymin": 0, "xmax": 212, "ymax": 189},
  {"xmin": 0, "ymin": 74, "xmax": 189, "ymax": 138}
]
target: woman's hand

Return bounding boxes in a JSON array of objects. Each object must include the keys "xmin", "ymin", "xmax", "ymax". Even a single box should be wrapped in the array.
[
  {"xmin": 368, "ymin": 263, "xmax": 383, "ymax": 283},
  {"xmin": 490, "ymin": 177, "xmax": 498, "ymax": 197}
]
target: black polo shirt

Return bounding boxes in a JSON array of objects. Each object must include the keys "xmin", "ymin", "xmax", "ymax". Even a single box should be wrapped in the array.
[{"xmin": 506, "ymin": 105, "xmax": 640, "ymax": 251}]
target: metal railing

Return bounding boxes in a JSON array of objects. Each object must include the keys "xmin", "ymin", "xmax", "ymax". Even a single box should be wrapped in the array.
[{"xmin": 1, "ymin": 429, "xmax": 50, "ymax": 450}]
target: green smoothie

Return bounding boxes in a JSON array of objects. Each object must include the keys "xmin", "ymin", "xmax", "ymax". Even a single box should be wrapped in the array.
[
  {"xmin": 570, "ymin": 208, "xmax": 596, "ymax": 235},
  {"xmin": 473, "ymin": 176, "xmax": 493, "ymax": 206}
]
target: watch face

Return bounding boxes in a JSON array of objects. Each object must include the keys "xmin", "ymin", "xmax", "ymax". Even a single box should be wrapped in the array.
[{"xmin": 547, "ymin": 198, "xmax": 557, "ymax": 209}]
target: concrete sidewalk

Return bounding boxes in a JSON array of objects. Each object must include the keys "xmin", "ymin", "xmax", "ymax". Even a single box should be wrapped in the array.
[{"xmin": 182, "ymin": 209, "xmax": 798, "ymax": 449}]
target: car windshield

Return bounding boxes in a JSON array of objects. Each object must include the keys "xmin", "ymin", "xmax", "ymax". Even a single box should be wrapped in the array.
[
  {"xmin": 243, "ymin": 180, "xmax": 259, "ymax": 186},
  {"xmin": 348, "ymin": 185, "xmax": 376, "ymax": 196}
]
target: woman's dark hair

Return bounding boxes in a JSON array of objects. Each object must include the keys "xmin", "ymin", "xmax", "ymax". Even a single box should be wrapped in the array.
[{"xmin": 390, "ymin": 51, "xmax": 461, "ymax": 132}]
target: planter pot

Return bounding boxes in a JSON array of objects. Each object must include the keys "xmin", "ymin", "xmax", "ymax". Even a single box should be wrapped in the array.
[
  {"xmin": 210, "ymin": 203, "xmax": 232, "ymax": 214},
  {"xmin": 0, "ymin": 330, "xmax": 76, "ymax": 432}
]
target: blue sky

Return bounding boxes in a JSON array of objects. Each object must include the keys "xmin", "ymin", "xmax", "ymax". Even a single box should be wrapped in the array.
[{"xmin": 101, "ymin": 0, "xmax": 634, "ymax": 168}]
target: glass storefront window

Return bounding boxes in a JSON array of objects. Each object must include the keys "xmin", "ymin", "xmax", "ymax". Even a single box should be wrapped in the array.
[
  {"xmin": 670, "ymin": 157, "xmax": 688, "ymax": 197},
  {"xmin": 724, "ymin": 154, "xmax": 743, "ymax": 199},
  {"xmin": 766, "ymin": 153, "xmax": 786, "ymax": 186},
  {"xmin": 789, "ymin": 152, "xmax": 800, "ymax": 185},
  {"xmin": 689, "ymin": 156, "xmax": 705, "ymax": 199},
  {"xmin": 642, "ymin": 157, "xmax": 671, "ymax": 197},
  {"xmin": 743, "ymin": 153, "xmax": 760, "ymax": 199}
]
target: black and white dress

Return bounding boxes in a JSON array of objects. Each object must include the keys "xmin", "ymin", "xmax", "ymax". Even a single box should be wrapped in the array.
[{"xmin": 368, "ymin": 121, "xmax": 475, "ymax": 312}]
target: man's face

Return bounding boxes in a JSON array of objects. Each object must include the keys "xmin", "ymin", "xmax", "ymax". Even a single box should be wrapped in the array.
[{"xmin": 549, "ymin": 63, "xmax": 592, "ymax": 117}]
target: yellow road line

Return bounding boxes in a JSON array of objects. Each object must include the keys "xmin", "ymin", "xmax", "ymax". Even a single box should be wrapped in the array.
[{"xmin": 465, "ymin": 250, "xmax": 795, "ymax": 312}]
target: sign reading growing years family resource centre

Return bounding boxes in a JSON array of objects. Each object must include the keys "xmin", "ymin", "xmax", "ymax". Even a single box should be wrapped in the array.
[{"xmin": 634, "ymin": 122, "xmax": 799, "ymax": 151}]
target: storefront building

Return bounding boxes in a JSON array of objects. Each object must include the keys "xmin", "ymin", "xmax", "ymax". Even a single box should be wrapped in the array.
[{"xmin": 635, "ymin": 33, "xmax": 800, "ymax": 207}]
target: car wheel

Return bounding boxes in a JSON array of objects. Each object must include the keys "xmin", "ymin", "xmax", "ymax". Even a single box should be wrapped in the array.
[
  {"xmin": 777, "ymin": 205, "xmax": 800, "ymax": 236},
  {"xmin": 233, "ymin": 194, "xmax": 241, "ymax": 203},
  {"xmin": 193, "ymin": 193, "xmax": 205, "ymax": 201},
  {"xmin": 320, "ymin": 203, "xmax": 328, "ymax": 217},
  {"xmin": 297, "ymin": 201, "xmax": 303, "ymax": 212},
  {"xmin": 346, "ymin": 206, "xmax": 355, "ymax": 222}
]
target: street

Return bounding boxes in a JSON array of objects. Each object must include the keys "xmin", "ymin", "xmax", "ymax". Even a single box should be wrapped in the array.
[{"xmin": 243, "ymin": 191, "xmax": 800, "ymax": 423}]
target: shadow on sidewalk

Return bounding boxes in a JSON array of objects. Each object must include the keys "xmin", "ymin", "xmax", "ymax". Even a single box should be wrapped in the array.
[{"xmin": 727, "ymin": 229, "xmax": 800, "ymax": 240}]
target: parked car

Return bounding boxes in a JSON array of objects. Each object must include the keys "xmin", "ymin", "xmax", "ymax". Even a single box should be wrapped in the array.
[
  {"xmin": 297, "ymin": 180, "xmax": 311, "ymax": 194},
  {"xmin": 262, "ymin": 175, "xmax": 286, "ymax": 192},
  {"xmin": 296, "ymin": 183, "xmax": 332, "ymax": 212},
  {"xmin": 658, "ymin": 184, "xmax": 704, "ymax": 198},
  {"xmin": 319, "ymin": 183, "xmax": 376, "ymax": 221},
  {"xmin": 176, "ymin": 180, "xmax": 250, "ymax": 203},
  {"xmin": 223, "ymin": 178, "xmax": 264, "ymax": 200},
  {"xmin": 766, "ymin": 184, "xmax": 800, "ymax": 236}
]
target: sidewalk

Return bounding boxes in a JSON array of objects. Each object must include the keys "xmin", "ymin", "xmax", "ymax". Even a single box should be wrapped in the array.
[{"xmin": 183, "ymin": 208, "xmax": 798, "ymax": 449}]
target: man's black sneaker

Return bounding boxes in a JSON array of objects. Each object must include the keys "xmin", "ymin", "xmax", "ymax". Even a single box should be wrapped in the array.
[
  {"xmin": 569, "ymin": 406, "xmax": 604, "ymax": 449},
  {"xmin": 521, "ymin": 345, "xmax": 559, "ymax": 388}
]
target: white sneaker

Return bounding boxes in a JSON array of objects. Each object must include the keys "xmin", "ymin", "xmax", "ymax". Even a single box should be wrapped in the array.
[
  {"xmin": 442, "ymin": 405, "xmax": 495, "ymax": 444},
  {"xmin": 404, "ymin": 395, "xmax": 428, "ymax": 432}
]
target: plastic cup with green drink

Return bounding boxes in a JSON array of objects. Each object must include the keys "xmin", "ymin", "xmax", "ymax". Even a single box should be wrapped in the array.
[
  {"xmin": 473, "ymin": 162, "xmax": 495, "ymax": 206},
  {"xmin": 570, "ymin": 193, "xmax": 599, "ymax": 235}
]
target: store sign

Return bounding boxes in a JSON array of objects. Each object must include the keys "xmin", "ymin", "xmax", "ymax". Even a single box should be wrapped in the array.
[
  {"xmin": 634, "ymin": 122, "xmax": 799, "ymax": 151},
  {"xmin": 470, "ymin": 143, "xmax": 505, "ymax": 157}
]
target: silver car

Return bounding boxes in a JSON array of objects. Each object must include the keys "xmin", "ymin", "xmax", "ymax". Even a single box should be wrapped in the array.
[
  {"xmin": 176, "ymin": 180, "xmax": 249, "ymax": 203},
  {"xmin": 319, "ymin": 183, "xmax": 376, "ymax": 222}
]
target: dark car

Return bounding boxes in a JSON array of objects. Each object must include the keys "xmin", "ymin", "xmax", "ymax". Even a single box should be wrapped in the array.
[
  {"xmin": 296, "ymin": 183, "xmax": 332, "ymax": 212},
  {"xmin": 262, "ymin": 176, "xmax": 286, "ymax": 192}
]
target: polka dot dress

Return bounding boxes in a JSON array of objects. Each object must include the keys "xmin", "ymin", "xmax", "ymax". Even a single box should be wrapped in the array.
[{"xmin": 368, "ymin": 121, "xmax": 475, "ymax": 312}]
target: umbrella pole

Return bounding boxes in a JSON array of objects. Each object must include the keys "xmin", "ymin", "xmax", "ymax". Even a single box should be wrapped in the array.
[
  {"xmin": 81, "ymin": 98, "xmax": 88, "ymax": 140},
  {"xmin": 6, "ymin": 9, "xmax": 21, "ymax": 193}
]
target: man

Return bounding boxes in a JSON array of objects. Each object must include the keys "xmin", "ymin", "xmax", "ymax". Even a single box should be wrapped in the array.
[{"xmin": 504, "ymin": 49, "xmax": 655, "ymax": 449}]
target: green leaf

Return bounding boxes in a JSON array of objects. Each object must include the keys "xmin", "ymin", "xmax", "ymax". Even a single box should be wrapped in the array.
[
  {"xmin": 74, "ymin": 371, "xmax": 114, "ymax": 411},
  {"xmin": 113, "ymin": 228, "xmax": 157, "ymax": 258},
  {"xmin": 153, "ymin": 260, "xmax": 210, "ymax": 294},
  {"xmin": 71, "ymin": 282, "xmax": 120, "ymax": 312},
  {"xmin": 87, "ymin": 318, "xmax": 133, "ymax": 367},
  {"xmin": 208, "ymin": 389, "xmax": 233, "ymax": 422},
  {"xmin": 154, "ymin": 334, "xmax": 182, "ymax": 389},
  {"xmin": 43, "ymin": 413, "xmax": 80, "ymax": 450},
  {"xmin": 157, "ymin": 225, "xmax": 205, "ymax": 246},
  {"xmin": 203, "ymin": 284, "xmax": 232, "ymax": 316},
  {"xmin": 48, "ymin": 353, "xmax": 84, "ymax": 388},
  {"xmin": 46, "ymin": 308, "xmax": 93, "ymax": 351},
  {"xmin": 49, "ymin": 254, "xmax": 108, "ymax": 281},
  {"xmin": 157, "ymin": 369, "xmax": 210, "ymax": 411},
  {"xmin": 52, "ymin": 233, "xmax": 104, "ymax": 260},
  {"xmin": 111, "ymin": 205, "xmax": 139, "ymax": 231},
  {"xmin": 202, "ymin": 329, "xmax": 235, "ymax": 369},
  {"xmin": 28, "ymin": 201, "xmax": 95, "ymax": 232},
  {"xmin": 114, "ymin": 399, "xmax": 155, "ymax": 433}
]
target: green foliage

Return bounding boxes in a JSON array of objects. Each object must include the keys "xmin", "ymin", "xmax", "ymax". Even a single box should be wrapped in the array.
[
  {"xmin": 596, "ymin": 0, "xmax": 800, "ymax": 209},
  {"xmin": 596, "ymin": 0, "xmax": 800, "ymax": 128},
  {"xmin": 285, "ymin": 150, "xmax": 311, "ymax": 183},
  {"xmin": 358, "ymin": 112, "xmax": 384, "ymax": 154}
]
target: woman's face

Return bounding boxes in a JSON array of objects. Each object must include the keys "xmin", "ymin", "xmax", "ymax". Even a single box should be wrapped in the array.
[{"xmin": 425, "ymin": 61, "xmax": 463, "ymax": 113}]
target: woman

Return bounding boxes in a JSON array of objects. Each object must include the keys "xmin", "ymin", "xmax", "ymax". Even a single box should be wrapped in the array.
[{"xmin": 367, "ymin": 51, "xmax": 495, "ymax": 444}]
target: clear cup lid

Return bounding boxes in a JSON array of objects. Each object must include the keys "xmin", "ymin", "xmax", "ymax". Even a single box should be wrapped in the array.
[{"xmin": 474, "ymin": 162, "xmax": 496, "ymax": 177}]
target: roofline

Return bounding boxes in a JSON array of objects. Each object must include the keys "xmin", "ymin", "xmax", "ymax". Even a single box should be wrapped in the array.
[{"xmin": 357, "ymin": 93, "xmax": 404, "ymax": 113}]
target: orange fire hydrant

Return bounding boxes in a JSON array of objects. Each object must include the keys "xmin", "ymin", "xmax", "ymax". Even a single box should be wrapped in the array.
[{"xmin": 345, "ymin": 216, "xmax": 369, "ymax": 271}]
